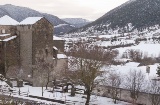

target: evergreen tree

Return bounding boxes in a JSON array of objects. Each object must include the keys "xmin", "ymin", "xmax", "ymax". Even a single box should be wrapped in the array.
[{"xmin": 156, "ymin": 64, "xmax": 160, "ymax": 77}]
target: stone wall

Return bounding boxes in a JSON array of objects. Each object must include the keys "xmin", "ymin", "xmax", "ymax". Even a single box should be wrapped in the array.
[
  {"xmin": 0, "ymin": 25, "xmax": 17, "ymax": 35},
  {"xmin": 32, "ymin": 18, "xmax": 53, "ymax": 64},
  {"xmin": 94, "ymin": 86, "xmax": 152, "ymax": 105},
  {"xmin": 53, "ymin": 58, "xmax": 68, "ymax": 79},
  {"xmin": 0, "ymin": 25, "xmax": 19, "ymax": 77},
  {"xmin": 16, "ymin": 25, "xmax": 33, "ymax": 79},
  {"xmin": 31, "ymin": 18, "xmax": 54, "ymax": 86},
  {"xmin": 5, "ymin": 37, "xmax": 20, "ymax": 77},
  {"xmin": 15, "ymin": 18, "xmax": 53, "ymax": 83},
  {"xmin": 0, "ymin": 42, "xmax": 5, "ymax": 75}
]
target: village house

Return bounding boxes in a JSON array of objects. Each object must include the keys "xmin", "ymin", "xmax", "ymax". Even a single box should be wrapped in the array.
[{"xmin": 0, "ymin": 15, "xmax": 67, "ymax": 86}]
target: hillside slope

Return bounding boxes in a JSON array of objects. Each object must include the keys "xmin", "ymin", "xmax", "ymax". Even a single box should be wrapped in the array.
[{"xmin": 69, "ymin": 0, "xmax": 160, "ymax": 34}]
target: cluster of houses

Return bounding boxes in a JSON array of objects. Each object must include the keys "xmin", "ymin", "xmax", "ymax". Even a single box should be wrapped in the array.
[{"xmin": 0, "ymin": 15, "xmax": 67, "ymax": 86}]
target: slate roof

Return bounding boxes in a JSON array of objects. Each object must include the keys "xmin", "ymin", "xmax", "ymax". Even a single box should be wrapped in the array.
[
  {"xmin": 0, "ymin": 15, "xmax": 19, "ymax": 25},
  {"xmin": 19, "ymin": 17, "xmax": 43, "ymax": 25}
]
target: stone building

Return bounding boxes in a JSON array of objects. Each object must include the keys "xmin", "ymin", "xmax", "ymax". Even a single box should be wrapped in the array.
[
  {"xmin": 53, "ymin": 36, "xmax": 67, "ymax": 80},
  {"xmin": 0, "ymin": 15, "xmax": 67, "ymax": 86},
  {"xmin": 0, "ymin": 15, "xmax": 20, "ymax": 77},
  {"xmin": 0, "ymin": 34, "xmax": 19, "ymax": 76},
  {"xmin": 16, "ymin": 17, "xmax": 53, "ymax": 81}
]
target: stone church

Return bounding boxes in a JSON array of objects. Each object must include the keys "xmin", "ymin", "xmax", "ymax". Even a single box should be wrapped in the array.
[{"xmin": 0, "ymin": 15, "xmax": 67, "ymax": 86}]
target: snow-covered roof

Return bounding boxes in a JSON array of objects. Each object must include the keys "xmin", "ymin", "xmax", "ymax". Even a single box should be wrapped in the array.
[
  {"xmin": 114, "ymin": 58, "xmax": 131, "ymax": 62},
  {"xmin": 57, "ymin": 54, "xmax": 67, "ymax": 59},
  {"xmin": 53, "ymin": 46, "xmax": 58, "ymax": 50},
  {"xmin": 0, "ymin": 34, "xmax": 10, "ymax": 37},
  {"xmin": 53, "ymin": 36, "xmax": 64, "ymax": 40},
  {"xmin": 125, "ymin": 62, "xmax": 140, "ymax": 67},
  {"xmin": 0, "ymin": 15, "xmax": 19, "ymax": 25},
  {"xmin": 0, "ymin": 36, "xmax": 17, "ymax": 42},
  {"xmin": 19, "ymin": 17, "xmax": 43, "ymax": 25},
  {"xmin": 0, "ymin": 81, "xmax": 8, "ymax": 86}
]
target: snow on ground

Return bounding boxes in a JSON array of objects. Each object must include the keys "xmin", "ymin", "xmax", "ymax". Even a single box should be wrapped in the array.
[
  {"xmin": 94, "ymin": 39, "xmax": 134, "ymax": 47},
  {"xmin": 102, "ymin": 62, "xmax": 158, "ymax": 91},
  {"xmin": 0, "ymin": 84, "xmax": 130, "ymax": 105},
  {"xmin": 1, "ymin": 62, "xmax": 157, "ymax": 105},
  {"xmin": 99, "ymin": 62, "xmax": 159, "ymax": 93},
  {"xmin": 98, "ymin": 34, "xmax": 121, "ymax": 38},
  {"xmin": 117, "ymin": 42, "xmax": 160, "ymax": 57},
  {"xmin": 53, "ymin": 36, "xmax": 64, "ymax": 40},
  {"xmin": 104, "ymin": 62, "xmax": 158, "ymax": 80},
  {"xmin": 3, "ymin": 61, "xmax": 157, "ymax": 104},
  {"xmin": 54, "ymin": 24, "xmax": 69, "ymax": 28}
]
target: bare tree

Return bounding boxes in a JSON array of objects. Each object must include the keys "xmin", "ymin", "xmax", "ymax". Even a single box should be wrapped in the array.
[
  {"xmin": 67, "ymin": 42, "xmax": 118, "ymax": 105},
  {"xmin": 34, "ymin": 51, "xmax": 54, "ymax": 96},
  {"xmin": 128, "ymin": 49, "xmax": 143, "ymax": 62},
  {"xmin": 125, "ymin": 70, "xmax": 145, "ymax": 105},
  {"xmin": 106, "ymin": 71, "xmax": 122, "ymax": 104},
  {"xmin": 34, "ymin": 55, "xmax": 46, "ymax": 96},
  {"xmin": 45, "ymin": 62, "xmax": 55, "ymax": 90}
]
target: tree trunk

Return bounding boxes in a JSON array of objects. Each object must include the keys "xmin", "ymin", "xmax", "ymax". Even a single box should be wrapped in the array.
[
  {"xmin": 132, "ymin": 99, "xmax": 136, "ymax": 105},
  {"xmin": 85, "ymin": 89, "xmax": 91, "ymax": 105},
  {"xmin": 114, "ymin": 98, "xmax": 117, "ymax": 104},
  {"xmin": 46, "ymin": 73, "xmax": 50, "ymax": 89},
  {"xmin": 71, "ymin": 87, "xmax": 75, "ymax": 96},
  {"xmin": 46, "ymin": 81, "xmax": 49, "ymax": 90},
  {"xmin": 52, "ymin": 85, "xmax": 54, "ymax": 92},
  {"xmin": 42, "ymin": 86, "xmax": 43, "ymax": 96},
  {"xmin": 65, "ymin": 85, "xmax": 68, "ymax": 92}
]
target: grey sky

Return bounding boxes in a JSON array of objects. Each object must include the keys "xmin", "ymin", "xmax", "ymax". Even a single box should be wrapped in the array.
[{"xmin": 0, "ymin": 0, "xmax": 129, "ymax": 21}]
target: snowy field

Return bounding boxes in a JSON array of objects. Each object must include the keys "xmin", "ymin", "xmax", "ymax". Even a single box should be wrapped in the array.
[
  {"xmin": 64, "ymin": 32, "xmax": 160, "ymax": 58},
  {"xmin": 106, "ymin": 62, "xmax": 158, "ymax": 80},
  {"xmin": 0, "ymin": 84, "xmax": 130, "ymax": 105},
  {"xmin": 117, "ymin": 42, "xmax": 160, "ymax": 57}
]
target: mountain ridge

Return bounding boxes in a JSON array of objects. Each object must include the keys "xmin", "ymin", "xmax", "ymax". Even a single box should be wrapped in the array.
[{"xmin": 63, "ymin": 18, "xmax": 90, "ymax": 28}]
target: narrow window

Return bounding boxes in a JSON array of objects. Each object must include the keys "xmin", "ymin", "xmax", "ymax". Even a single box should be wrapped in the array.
[
  {"xmin": 2, "ymin": 29, "xmax": 5, "ymax": 34},
  {"xmin": 45, "ymin": 48, "xmax": 48, "ymax": 56}
]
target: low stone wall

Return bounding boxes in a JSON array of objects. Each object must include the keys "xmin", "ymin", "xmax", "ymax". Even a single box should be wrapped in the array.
[{"xmin": 94, "ymin": 86, "xmax": 154, "ymax": 105}]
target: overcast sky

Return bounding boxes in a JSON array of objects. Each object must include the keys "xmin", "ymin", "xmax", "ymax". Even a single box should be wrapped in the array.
[{"xmin": 0, "ymin": 0, "xmax": 129, "ymax": 21}]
